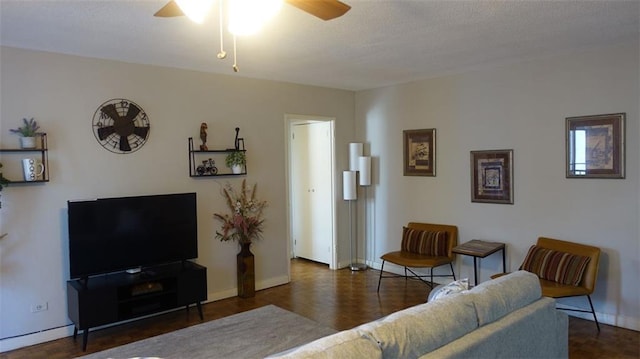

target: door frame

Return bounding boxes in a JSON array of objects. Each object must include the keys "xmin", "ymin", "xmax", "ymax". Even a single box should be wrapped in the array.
[{"xmin": 284, "ymin": 114, "xmax": 337, "ymax": 271}]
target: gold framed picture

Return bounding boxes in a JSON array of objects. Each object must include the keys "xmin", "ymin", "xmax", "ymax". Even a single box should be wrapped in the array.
[
  {"xmin": 470, "ymin": 149, "xmax": 513, "ymax": 204},
  {"xmin": 403, "ymin": 129, "xmax": 435, "ymax": 176},
  {"xmin": 566, "ymin": 113, "xmax": 625, "ymax": 179}
]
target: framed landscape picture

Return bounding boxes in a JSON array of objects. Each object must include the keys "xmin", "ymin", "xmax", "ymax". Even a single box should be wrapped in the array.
[
  {"xmin": 566, "ymin": 113, "xmax": 625, "ymax": 179},
  {"xmin": 403, "ymin": 129, "xmax": 436, "ymax": 176},
  {"xmin": 470, "ymin": 149, "xmax": 513, "ymax": 204}
]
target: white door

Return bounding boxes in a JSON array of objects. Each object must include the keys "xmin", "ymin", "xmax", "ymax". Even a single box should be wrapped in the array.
[{"xmin": 290, "ymin": 121, "xmax": 333, "ymax": 265}]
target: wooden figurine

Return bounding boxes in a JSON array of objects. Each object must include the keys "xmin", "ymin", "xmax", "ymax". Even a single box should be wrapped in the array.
[{"xmin": 199, "ymin": 123, "xmax": 208, "ymax": 150}]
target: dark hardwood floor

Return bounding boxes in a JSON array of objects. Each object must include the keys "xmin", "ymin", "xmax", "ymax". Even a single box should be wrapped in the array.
[{"xmin": 2, "ymin": 258, "xmax": 638, "ymax": 358}]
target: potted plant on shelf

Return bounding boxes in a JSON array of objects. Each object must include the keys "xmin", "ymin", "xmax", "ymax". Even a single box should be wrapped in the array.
[
  {"xmin": 9, "ymin": 118, "xmax": 40, "ymax": 149},
  {"xmin": 225, "ymin": 151, "xmax": 246, "ymax": 174},
  {"xmin": 214, "ymin": 180, "xmax": 267, "ymax": 298}
]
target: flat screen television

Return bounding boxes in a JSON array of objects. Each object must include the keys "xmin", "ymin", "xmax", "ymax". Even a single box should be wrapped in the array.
[{"xmin": 68, "ymin": 192, "xmax": 198, "ymax": 279}]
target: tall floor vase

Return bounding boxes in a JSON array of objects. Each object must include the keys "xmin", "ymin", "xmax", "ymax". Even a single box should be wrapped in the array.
[{"xmin": 237, "ymin": 241, "xmax": 255, "ymax": 298}]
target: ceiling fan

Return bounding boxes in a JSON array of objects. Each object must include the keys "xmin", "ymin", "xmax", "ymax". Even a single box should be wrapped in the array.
[
  {"xmin": 154, "ymin": 0, "xmax": 351, "ymax": 21},
  {"xmin": 154, "ymin": 0, "xmax": 350, "ymax": 72}
]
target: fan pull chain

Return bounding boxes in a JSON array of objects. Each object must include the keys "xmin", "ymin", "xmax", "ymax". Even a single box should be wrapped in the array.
[
  {"xmin": 216, "ymin": 0, "xmax": 226, "ymax": 59},
  {"xmin": 232, "ymin": 35, "xmax": 239, "ymax": 72}
]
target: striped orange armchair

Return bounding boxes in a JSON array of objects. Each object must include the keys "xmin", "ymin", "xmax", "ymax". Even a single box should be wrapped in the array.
[
  {"xmin": 377, "ymin": 222, "xmax": 458, "ymax": 292},
  {"xmin": 493, "ymin": 236, "xmax": 601, "ymax": 331}
]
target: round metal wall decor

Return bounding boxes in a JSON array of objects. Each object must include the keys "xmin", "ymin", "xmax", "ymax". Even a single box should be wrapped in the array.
[{"xmin": 92, "ymin": 98, "xmax": 150, "ymax": 154}]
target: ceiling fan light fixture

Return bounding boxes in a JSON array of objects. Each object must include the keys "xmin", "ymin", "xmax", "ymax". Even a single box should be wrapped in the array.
[
  {"xmin": 175, "ymin": 0, "xmax": 215, "ymax": 24},
  {"xmin": 154, "ymin": 0, "xmax": 350, "ymax": 72},
  {"xmin": 228, "ymin": 0, "xmax": 283, "ymax": 36}
]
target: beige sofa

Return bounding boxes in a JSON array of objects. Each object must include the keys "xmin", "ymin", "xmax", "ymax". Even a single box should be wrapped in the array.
[{"xmin": 268, "ymin": 271, "xmax": 568, "ymax": 359}]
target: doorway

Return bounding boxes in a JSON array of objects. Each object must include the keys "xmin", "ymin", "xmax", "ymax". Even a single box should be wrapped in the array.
[{"xmin": 286, "ymin": 115, "xmax": 336, "ymax": 269}]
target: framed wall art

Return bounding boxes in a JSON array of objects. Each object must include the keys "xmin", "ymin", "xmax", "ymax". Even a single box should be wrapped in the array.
[
  {"xmin": 566, "ymin": 113, "xmax": 625, "ymax": 179},
  {"xmin": 403, "ymin": 129, "xmax": 436, "ymax": 176},
  {"xmin": 470, "ymin": 149, "xmax": 513, "ymax": 204}
]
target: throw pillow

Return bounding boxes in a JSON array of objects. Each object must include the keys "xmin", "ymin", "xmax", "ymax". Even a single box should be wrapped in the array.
[
  {"xmin": 520, "ymin": 245, "xmax": 590, "ymax": 286},
  {"xmin": 401, "ymin": 227, "xmax": 448, "ymax": 256},
  {"xmin": 428, "ymin": 278, "xmax": 469, "ymax": 301}
]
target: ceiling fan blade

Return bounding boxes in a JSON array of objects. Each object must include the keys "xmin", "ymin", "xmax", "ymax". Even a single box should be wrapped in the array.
[
  {"xmin": 124, "ymin": 103, "xmax": 141, "ymax": 122},
  {"xmin": 285, "ymin": 0, "xmax": 351, "ymax": 21},
  {"xmin": 97, "ymin": 126, "xmax": 115, "ymax": 141},
  {"xmin": 100, "ymin": 103, "xmax": 120, "ymax": 123},
  {"xmin": 154, "ymin": 1, "xmax": 184, "ymax": 17},
  {"xmin": 133, "ymin": 126, "xmax": 150, "ymax": 140},
  {"xmin": 119, "ymin": 136, "xmax": 132, "ymax": 152}
]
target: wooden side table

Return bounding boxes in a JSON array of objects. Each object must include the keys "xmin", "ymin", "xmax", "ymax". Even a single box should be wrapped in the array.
[{"xmin": 452, "ymin": 240, "xmax": 506, "ymax": 286}]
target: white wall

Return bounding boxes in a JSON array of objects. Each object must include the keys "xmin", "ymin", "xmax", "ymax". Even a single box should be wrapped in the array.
[
  {"xmin": 0, "ymin": 47, "xmax": 355, "ymax": 349},
  {"xmin": 355, "ymin": 41, "xmax": 639, "ymax": 330}
]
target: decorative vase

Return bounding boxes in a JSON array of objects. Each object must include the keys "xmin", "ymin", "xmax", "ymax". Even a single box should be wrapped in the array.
[
  {"xmin": 231, "ymin": 164, "xmax": 244, "ymax": 174},
  {"xmin": 20, "ymin": 137, "xmax": 36, "ymax": 149},
  {"xmin": 237, "ymin": 241, "xmax": 255, "ymax": 298}
]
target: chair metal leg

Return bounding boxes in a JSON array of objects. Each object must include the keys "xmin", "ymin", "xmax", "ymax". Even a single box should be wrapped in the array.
[
  {"xmin": 377, "ymin": 262, "xmax": 457, "ymax": 291},
  {"xmin": 449, "ymin": 262, "xmax": 456, "ymax": 281},
  {"xmin": 587, "ymin": 295, "xmax": 601, "ymax": 332},
  {"xmin": 556, "ymin": 295, "xmax": 601, "ymax": 332},
  {"xmin": 377, "ymin": 260, "xmax": 385, "ymax": 292}
]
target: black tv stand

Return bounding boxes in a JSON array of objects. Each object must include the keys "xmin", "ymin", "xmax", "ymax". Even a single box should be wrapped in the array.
[{"xmin": 67, "ymin": 261, "xmax": 207, "ymax": 351}]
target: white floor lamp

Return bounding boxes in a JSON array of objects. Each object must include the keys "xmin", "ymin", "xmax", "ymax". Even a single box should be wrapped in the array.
[
  {"xmin": 343, "ymin": 170, "xmax": 363, "ymax": 271},
  {"xmin": 348, "ymin": 142, "xmax": 369, "ymax": 271},
  {"xmin": 358, "ymin": 155, "xmax": 371, "ymax": 268}
]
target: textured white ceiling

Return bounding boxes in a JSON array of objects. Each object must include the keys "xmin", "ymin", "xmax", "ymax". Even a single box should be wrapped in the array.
[{"xmin": 1, "ymin": 0, "xmax": 638, "ymax": 91}]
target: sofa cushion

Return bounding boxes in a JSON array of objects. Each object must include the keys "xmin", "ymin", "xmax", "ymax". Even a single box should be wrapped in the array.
[
  {"xmin": 357, "ymin": 292, "xmax": 477, "ymax": 358},
  {"xmin": 468, "ymin": 270, "xmax": 541, "ymax": 326},
  {"xmin": 266, "ymin": 329, "xmax": 382, "ymax": 359},
  {"xmin": 401, "ymin": 227, "xmax": 449, "ymax": 256},
  {"xmin": 520, "ymin": 245, "xmax": 590, "ymax": 286}
]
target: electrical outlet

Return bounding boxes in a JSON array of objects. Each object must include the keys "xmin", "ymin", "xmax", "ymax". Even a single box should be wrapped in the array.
[{"xmin": 30, "ymin": 302, "xmax": 48, "ymax": 313}]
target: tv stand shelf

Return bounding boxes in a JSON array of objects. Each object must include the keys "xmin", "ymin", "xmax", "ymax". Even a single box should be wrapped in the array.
[{"xmin": 67, "ymin": 261, "xmax": 207, "ymax": 351}]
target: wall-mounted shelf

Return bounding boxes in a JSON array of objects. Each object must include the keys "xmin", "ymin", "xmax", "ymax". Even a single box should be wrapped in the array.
[
  {"xmin": 188, "ymin": 137, "xmax": 246, "ymax": 177},
  {"xmin": 0, "ymin": 133, "xmax": 49, "ymax": 183}
]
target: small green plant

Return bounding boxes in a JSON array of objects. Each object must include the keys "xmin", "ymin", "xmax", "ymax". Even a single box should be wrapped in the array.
[
  {"xmin": 9, "ymin": 118, "xmax": 40, "ymax": 137},
  {"xmin": 225, "ymin": 151, "xmax": 246, "ymax": 168}
]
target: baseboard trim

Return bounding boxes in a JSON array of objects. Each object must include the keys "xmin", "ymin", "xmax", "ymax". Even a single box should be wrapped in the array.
[
  {"xmin": 0, "ymin": 326, "xmax": 74, "ymax": 353},
  {"xmin": 559, "ymin": 304, "xmax": 640, "ymax": 331}
]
